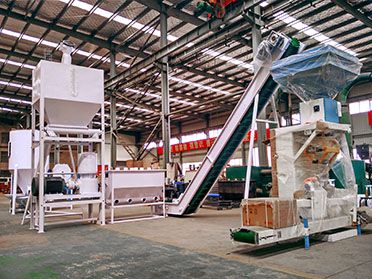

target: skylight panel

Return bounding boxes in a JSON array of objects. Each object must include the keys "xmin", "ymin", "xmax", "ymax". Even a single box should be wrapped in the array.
[
  {"xmin": 312, "ymin": 33, "xmax": 330, "ymax": 42},
  {"xmin": 302, "ymin": 27, "xmax": 318, "ymax": 37},
  {"xmin": 104, "ymin": 100, "xmax": 153, "ymax": 113},
  {"xmin": 273, "ymin": 11, "xmax": 357, "ymax": 56},
  {"xmin": 0, "ymin": 96, "xmax": 32, "ymax": 105},
  {"xmin": 0, "ymin": 80, "xmax": 32, "ymax": 90},
  {"xmin": 0, "ymin": 107, "xmax": 24, "ymax": 113},
  {"xmin": 58, "ymin": 0, "xmax": 252, "ymax": 72},
  {"xmin": 0, "ymin": 58, "xmax": 36, "ymax": 69},
  {"xmin": 169, "ymin": 76, "xmax": 230, "ymax": 95},
  {"xmin": 289, "ymin": 21, "xmax": 309, "ymax": 31}
]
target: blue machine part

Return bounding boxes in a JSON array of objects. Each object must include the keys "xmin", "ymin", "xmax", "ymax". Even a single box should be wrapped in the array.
[
  {"xmin": 323, "ymin": 98, "xmax": 339, "ymax": 123},
  {"xmin": 271, "ymin": 44, "xmax": 362, "ymax": 101}
]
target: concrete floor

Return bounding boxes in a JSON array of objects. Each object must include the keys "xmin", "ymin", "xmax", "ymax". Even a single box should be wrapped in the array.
[{"xmin": 0, "ymin": 195, "xmax": 371, "ymax": 279}]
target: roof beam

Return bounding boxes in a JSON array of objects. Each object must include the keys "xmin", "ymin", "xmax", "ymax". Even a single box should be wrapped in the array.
[
  {"xmin": 105, "ymin": 0, "xmax": 258, "ymax": 89},
  {"xmin": 0, "ymin": 48, "xmax": 40, "ymax": 63},
  {"xmin": 135, "ymin": 0, "xmax": 204, "ymax": 26},
  {"xmin": 175, "ymin": 0, "xmax": 194, "ymax": 10},
  {"xmin": 0, "ymin": 102, "xmax": 29, "ymax": 113},
  {"xmin": 0, "ymin": 73, "xmax": 31, "ymax": 85},
  {"xmin": 0, "ymin": 45, "xmax": 244, "ymax": 94},
  {"xmin": 173, "ymin": 65, "xmax": 246, "ymax": 88},
  {"xmin": 0, "ymin": 91, "xmax": 30, "ymax": 101},
  {"xmin": 331, "ymin": 0, "xmax": 372, "ymax": 28},
  {"xmin": 0, "ymin": 7, "xmax": 147, "ymax": 58}
]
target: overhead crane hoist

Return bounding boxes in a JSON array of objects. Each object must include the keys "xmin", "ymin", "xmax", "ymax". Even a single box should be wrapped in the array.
[{"xmin": 195, "ymin": 0, "xmax": 237, "ymax": 18}]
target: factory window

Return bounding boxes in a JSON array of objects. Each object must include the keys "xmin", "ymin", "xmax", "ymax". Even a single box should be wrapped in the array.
[
  {"xmin": 267, "ymin": 146, "xmax": 272, "ymax": 167},
  {"xmin": 353, "ymin": 148, "xmax": 360, "ymax": 160},
  {"xmin": 170, "ymin": 138, "xmax": 179, "ymax": 145},
  {"xmin": 229, "ymin": 158, "xmax": 242, "ymax": 166},
  {"xmin": 249, "ymin": 147, "xmax": 259, "ymax": 166},
  {"xmin": 349, "ymin": 100, "xmax": 372, "ymax": 115},
  {"xmin": 359, "ymin": 100, "xmax": 370, "ymax": 113},
  {"xmin": 349, "ymin": 102, "xmax": 360, "ymax": 114},
  {"xmin": 181, "ymin": 132, "xmax": 207, "ymax": 143},
  {"xmin": 280, "ymin": 116, "xmax": 287, "ymax": 126},
  {"xmin": 209, "ymin": 128, "xmax": 222, "ymax": 138},
  {"xmin": 145, "ymin": 142, "xmax": 157, "ymax": 150},
  {"xmin": 1, "ymin": 132, "xmax": 9, "ymax": 144},
  {"xmin": 280, "ymin": 114, "xmax": 302, "ymax": 126},
  {"xmin": 0, "ymin": 151, "xmax": 7, "ymax": 162},
  {"xmin": 292, "ymin": 113, "xmax": 301, "ymax": 125}
]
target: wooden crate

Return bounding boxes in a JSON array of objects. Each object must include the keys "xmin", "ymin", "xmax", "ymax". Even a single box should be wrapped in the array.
[
  {"xmin": 125, "ymin": 160, "xmax": 143, "ymax": 168},
  {"xmin": 242, "ymin": 198, "xmax": 298, "ymax": 229}
]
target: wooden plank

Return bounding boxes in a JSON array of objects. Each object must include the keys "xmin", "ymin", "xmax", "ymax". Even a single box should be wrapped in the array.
[{"xmin": 270, "ymin": 129, "xmax": 278, "ymax": 197}]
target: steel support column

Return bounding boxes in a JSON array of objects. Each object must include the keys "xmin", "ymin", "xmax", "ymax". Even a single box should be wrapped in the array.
[
  {"xmin": 110, "ymin": 51, "xmax": 117, "ymax": 169},
  {"xmin": 54, "ymin": 145, "xmax": 60, "ymax": 165},
  {"xmin": 177, "ymin": 122, "xmax": 183, "ymax": 167},
  {"xmin": 242, "ymin": 142, "xmax": 247, "ymax": 166},
  {"xmin": 160, "ymin": 3, "xmax": 171, "ymax": 169},
  {"xmin": 253, "ymin": 6, "xmax": 268, "ymax": 167}
]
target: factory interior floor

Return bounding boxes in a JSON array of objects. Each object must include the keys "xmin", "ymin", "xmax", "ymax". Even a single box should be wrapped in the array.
[{"xmin": 0, "ymin": 195, "xmax": 371, "ymax": 279}]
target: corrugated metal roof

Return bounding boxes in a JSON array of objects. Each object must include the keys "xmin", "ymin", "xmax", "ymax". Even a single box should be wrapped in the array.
[{"xmin": 0, "ymin": 0, "xmax": 370, "ymax": 129}]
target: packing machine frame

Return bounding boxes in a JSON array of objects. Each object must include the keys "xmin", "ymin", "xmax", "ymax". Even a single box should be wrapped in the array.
[{"xmin": 30, "ymin": 104, "xmax": 106, "ymax": 233}]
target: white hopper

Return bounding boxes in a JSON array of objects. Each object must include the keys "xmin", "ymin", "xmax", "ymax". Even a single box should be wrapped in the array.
[{"xmin": 32, "ymin": 58, "xmax": 104, "ymax": 128}]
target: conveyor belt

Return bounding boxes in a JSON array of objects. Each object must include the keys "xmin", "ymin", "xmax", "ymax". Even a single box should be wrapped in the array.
[{"xmin": 166, "ymin": 33, "xmax": 300, "ymax": 216}]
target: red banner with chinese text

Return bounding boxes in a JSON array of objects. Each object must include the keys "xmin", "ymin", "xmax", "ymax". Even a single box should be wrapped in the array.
[{"xmin": 157, "ymin": 128, "xmax": 270, "ymax": 155}]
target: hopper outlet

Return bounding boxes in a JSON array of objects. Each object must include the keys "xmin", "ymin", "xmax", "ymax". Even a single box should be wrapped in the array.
[
  {"xmin": 59, "ymin": 40, "xmax": 74, "ymax": 65},
  {"xmin": 32, "ymin": 60, "xmax": 104, "ymax": 128}
]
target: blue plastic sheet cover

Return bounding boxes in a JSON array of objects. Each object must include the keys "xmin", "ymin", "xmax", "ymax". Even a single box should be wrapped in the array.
[{"xmin": 271, "ymin": 44, "xmax": 362, "ymax": 101}]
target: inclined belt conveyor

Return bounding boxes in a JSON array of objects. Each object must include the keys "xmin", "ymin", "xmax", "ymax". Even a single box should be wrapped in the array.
[{"xmin": 166, "ymin": 32, "xmax": 301, "ymax": 216}]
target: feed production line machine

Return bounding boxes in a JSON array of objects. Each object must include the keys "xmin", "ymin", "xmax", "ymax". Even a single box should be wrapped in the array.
[
  {"xmin": 8, "ymin": 31, "xmax": 369, "ymax": 244},
  {"xmin": 8, "ymin": 40, "xmax": 166, "ymax": 230},
  {"xmin": 8, "ymin": 31, "xmax": 298, "ymax": 230}
]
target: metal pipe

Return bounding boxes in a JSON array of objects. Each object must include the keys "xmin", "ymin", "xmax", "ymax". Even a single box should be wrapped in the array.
[
  {"xmin": 331, "ymin": 0, "xmax": 372, "ymax": 28},
  {"xmin": 11, "ymin": 167, "xmax": 18, "ymax": 215},
  {"xmin": 38, "ymin": 85, "xmax": 45, "ymax": 233}
]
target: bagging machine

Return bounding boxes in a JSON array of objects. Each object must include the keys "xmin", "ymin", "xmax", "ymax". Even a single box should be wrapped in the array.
[{"xmin": 231, "ymin": 44, "xmax": 364, "ymax": 246}]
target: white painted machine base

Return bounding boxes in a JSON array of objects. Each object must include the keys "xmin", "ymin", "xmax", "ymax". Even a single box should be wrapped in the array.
[
  {"xmin": 316, "ymin": 229, "xmax": 357, "ymax": 242},
  {"xmin": 240, "ymin": 215, "xmax": 352, "ymax": 246},
  {"xmin": 107, "ymin": 202, "xmax": 166, "ymax": 224}
]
